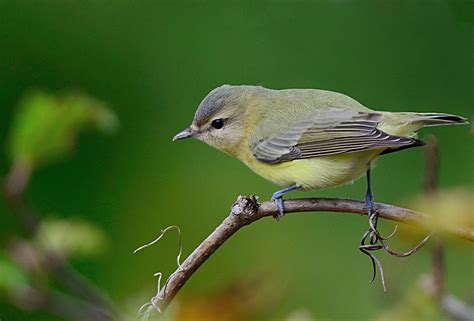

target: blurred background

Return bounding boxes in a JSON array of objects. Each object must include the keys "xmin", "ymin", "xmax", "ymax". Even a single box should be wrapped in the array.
[{"xmin": 0, "ymin": 1, "xmax": 472, "ymax": 320}]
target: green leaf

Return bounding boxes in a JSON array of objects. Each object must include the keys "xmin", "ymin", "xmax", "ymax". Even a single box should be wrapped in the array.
[
  {"xmin": 36, "ymin": 217, "xmax": 108, "ymax": 259},
  {"xmin": 0, "ymin": 256, "xmax": 29, "ymax": 294},
  {"xmin": 7, "ymin": 90, "xmax": 119, "ymax": 169}
]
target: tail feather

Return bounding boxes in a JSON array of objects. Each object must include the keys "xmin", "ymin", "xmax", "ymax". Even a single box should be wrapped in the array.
[
  {"xmin": 379, "ymin": 112, "xmax": 468, "ymax": 140},
  {"xmin": 414, "ymin": 113, "xmax": 469, "ymax": 127}
]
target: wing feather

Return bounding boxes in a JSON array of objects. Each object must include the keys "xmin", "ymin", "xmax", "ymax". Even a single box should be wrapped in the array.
[{"xmin": 250, "ymin": 106, "xmax": 417, "ymax": 164}]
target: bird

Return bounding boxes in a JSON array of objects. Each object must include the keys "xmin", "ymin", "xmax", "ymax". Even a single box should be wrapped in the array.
[
  {"xmin": 173, "ymin": 85, "xmax": 468, "ymax": 290},
  {"xmin": 173, "ymin": 85, "xmax": 467, "ymax": 216}
]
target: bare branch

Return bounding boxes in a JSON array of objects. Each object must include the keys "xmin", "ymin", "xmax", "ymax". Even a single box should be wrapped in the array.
[
  {"xmin": 150, "ymin": 195, "xmax": 474, "ymax": 314},
  {"xmin": 422, "ymin": 137, "xmax": 474, "ymax": 321},
  {"xmin": 420, "ymin": 276, "xmax": 474, "ymax": 321},
  {"xmin": 12, "ymin": 285, "xmax": 115, "ymax": 321},
  {"xmin": 441, "ymin": 294, "xmax": 474, "ymax": 321},
  {"xmin": 424, "ymin": 137, "xmax": 444, "ymax": 302}
]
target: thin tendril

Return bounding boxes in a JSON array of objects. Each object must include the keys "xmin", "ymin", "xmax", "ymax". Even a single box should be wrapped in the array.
[
  {"xmin": 381, "ymin": 233, "xmax": 431, "ymax": 257},
  {"xmin": 134, "ymin": 225, "xmax": 183, "ymax": 270},
  {"xmin": 134, "ymin": 225, "xmax": 184, "ymax": 318},
  {"xmin": 360, "ymin": 207, "xmax": 431, "ymax": 291},
  {"xmin": 359, "ymin": 244, "xmax": 386, "ymax": 291}
]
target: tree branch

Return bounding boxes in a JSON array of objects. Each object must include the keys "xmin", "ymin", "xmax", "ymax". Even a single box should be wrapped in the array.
[
  {"xmin": 421, "ymin": 138, "xmax": 474, "ymax": 320},
  {"xmin": 152, "ymin": 196, "xmax": 474, "ymax": 313},
  {"xmin": 424, "ymin": 137, "xmax": 444, "ymax": 303},
  {"xmin": 11, "ymin": 285, "xmax": 115, "ymax": 321}
]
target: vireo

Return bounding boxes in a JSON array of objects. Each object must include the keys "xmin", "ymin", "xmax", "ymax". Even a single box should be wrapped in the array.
[
  {"xmin": 173, "ymin": 85, "xmax": 467, "ymax": 215},
  {"xmin": 173, "ymin": 85, "xmax": 468, "ymax": 289}
]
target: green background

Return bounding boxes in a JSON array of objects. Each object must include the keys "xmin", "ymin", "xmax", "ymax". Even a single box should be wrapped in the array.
[{"xmin": 0, "ymin": 1, "xmax": 472, "ymax": 320}]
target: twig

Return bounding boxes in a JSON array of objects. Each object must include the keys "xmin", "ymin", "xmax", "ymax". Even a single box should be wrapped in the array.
[
  {"xmin": 12, "ymin": 285, "xmax": 115, "ymax": 321},
  {"xmin": 3, "ymin": 161, "xmax": 38, "ymax": 235},
  {"xmin": 150, "ymin": 196, "xmax": 474, "ymax": 314},
  {"xmin": 420, "ymin": 276, "xmax": 474, "ymax": 321},
  {"xmin": 422, "ymin": 138, "xmax": 474, "ymax": 320},
  {"xmin": 441, "ymin": 295, "xmax": 474, "ymax": 321},
  {"xmin": 424, "ymin": 136, "xmax": 439, "ymax": 196},
  {"xmin": 46, "ymin": 253, "xmax": 116, "ymax": 310},
  {"xmin": 424, "ymin": 137, "xmax": 444, "ymax": 303}
]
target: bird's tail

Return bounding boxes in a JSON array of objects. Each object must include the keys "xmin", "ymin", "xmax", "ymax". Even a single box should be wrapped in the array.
[
  {"xmin": 411, "ymin": 112, "xmax": 469, "ymax": 127},
  {"xmin": 379, "ymin": 112, "xmax": 469, "ymax": 137}
]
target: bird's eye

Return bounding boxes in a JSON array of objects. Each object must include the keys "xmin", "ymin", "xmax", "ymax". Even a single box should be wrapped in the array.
[{"xmin": 211, "ymin": 119, "xmax": 224, "ymax": 129}]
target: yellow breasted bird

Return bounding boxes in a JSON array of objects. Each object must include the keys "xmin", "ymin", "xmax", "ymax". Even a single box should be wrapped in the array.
[
  {"xmin": 173, "ymin": 85, "xmax": 467, "ymax": 216},
  {"xmin": 173, "ymin": 85, "xmax": 468, "ymax": 289}
]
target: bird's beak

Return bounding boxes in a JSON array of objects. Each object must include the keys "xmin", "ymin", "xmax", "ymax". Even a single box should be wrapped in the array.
[{"xmin": 172, "ymin": 127, "xmax": 195, "ymax": 141}]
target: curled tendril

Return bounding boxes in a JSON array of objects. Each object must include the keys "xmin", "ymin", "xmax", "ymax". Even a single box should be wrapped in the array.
[
  {"xmin": 368, "ymin": 211, "xmax": 398, "ymax": 241},
  {"xmin": 380, "ymin": 233, "xmax": 431, "ymax": 257},
  {"xmin": 138, "ymin": 272, "xmax": 163, "ymax": 319},
  {"xmin": 359, "ymin": 244, "xmax": 385, "ymax": 289},
  {"xmin": 133, "ymin": 225, "xmax": 183, "ymax": 270},
  {"xmin": 134, "ymin": 225, "xmax": 184, "ymax": 319},
  {"xmin": 360, "ymin": 209, "xmax": 431, "ymax": 292}
]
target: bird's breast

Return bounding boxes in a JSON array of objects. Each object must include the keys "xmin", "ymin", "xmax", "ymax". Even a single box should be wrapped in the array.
[{"xmin": 241, "ymin": 150, "xmax": 380, "ymax": 191}]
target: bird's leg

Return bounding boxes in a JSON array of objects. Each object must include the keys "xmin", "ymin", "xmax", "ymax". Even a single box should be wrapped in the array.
[
  {"xmin": 364, "ymin": 166, "xmax": 398, "ymax": 242},
  {"xmin": 271, "ymin": 184, "xmax": 300, "ymax": 220},
  {"xmin": 364, "ymin": 167, "xmax": 379, "ymax": 244},
  {"xmin": 365, "ymin": 165, "xmax": 429, "ymax": 256}
]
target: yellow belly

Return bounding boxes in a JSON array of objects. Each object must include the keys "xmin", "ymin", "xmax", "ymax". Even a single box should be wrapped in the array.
[{"xmin": 242, "ymin": 150, "xmax": 381, "ymax": 191}]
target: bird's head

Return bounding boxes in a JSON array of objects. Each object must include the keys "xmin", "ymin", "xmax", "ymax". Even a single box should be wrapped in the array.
[{"xmin": 173, "ymin": 85, "xmax": 262, "ymax": 156}]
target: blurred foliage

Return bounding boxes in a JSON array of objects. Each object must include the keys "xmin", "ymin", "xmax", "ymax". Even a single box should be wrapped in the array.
[
  {"xmin": 0, "ymin": 89, "xmax": 115, "ymax": 320},
  {"xmin": 0, "ymin": 255, "xmax": 29, "ymax": 296},
  {"xmin": 7, "ymin": 91, "xmax": 118, "ymax": 169},
  {"xmin": 36, "ymin": 217, "xmax": 108, "ymax": 259},
  {"xmin": 408, "ymin": 187, "xmax": 474, "ymax": 233},
  {"xmin": 374, "ymin": 277, "xmax": 438, "ymax": 321},
  {"xmin": 283, "ymin": 310, "xmax": 315, "ymax": 321},
  {"xmin": 171, "ymin": 273, "xmax": 281, "ymax": 321}
]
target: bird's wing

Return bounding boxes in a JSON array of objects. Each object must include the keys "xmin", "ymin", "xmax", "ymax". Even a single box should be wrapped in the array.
[{"xmin": 250, "ymin": 106, "xmax": 418, "ymax": 164}]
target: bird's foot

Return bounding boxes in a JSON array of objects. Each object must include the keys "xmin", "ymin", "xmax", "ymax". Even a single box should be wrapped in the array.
[
  {"xmin": 270, "ymin": 184, "xmax": 300, "ymax": 221},
  {"xmin": 271, "ymin": 193, "xmax": 285, "ymax": 220}
]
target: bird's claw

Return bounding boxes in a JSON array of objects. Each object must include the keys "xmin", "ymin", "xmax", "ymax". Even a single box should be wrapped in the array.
[
  {"xmin": 271, "ymin": 195, "xmax": 285, "ymax": 220},
  {"xmin": 270, "ymin": 184, "xmax": 300, "ymax": 221}
]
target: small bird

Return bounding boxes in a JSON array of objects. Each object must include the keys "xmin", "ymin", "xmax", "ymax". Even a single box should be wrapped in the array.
[
  {"xmin": 173, "ymin": 85, "xmax": 467, "ymax": 215},
  {"xmin": 173, "ymin": 85, "xmax": 468, "ymax": 289}
]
